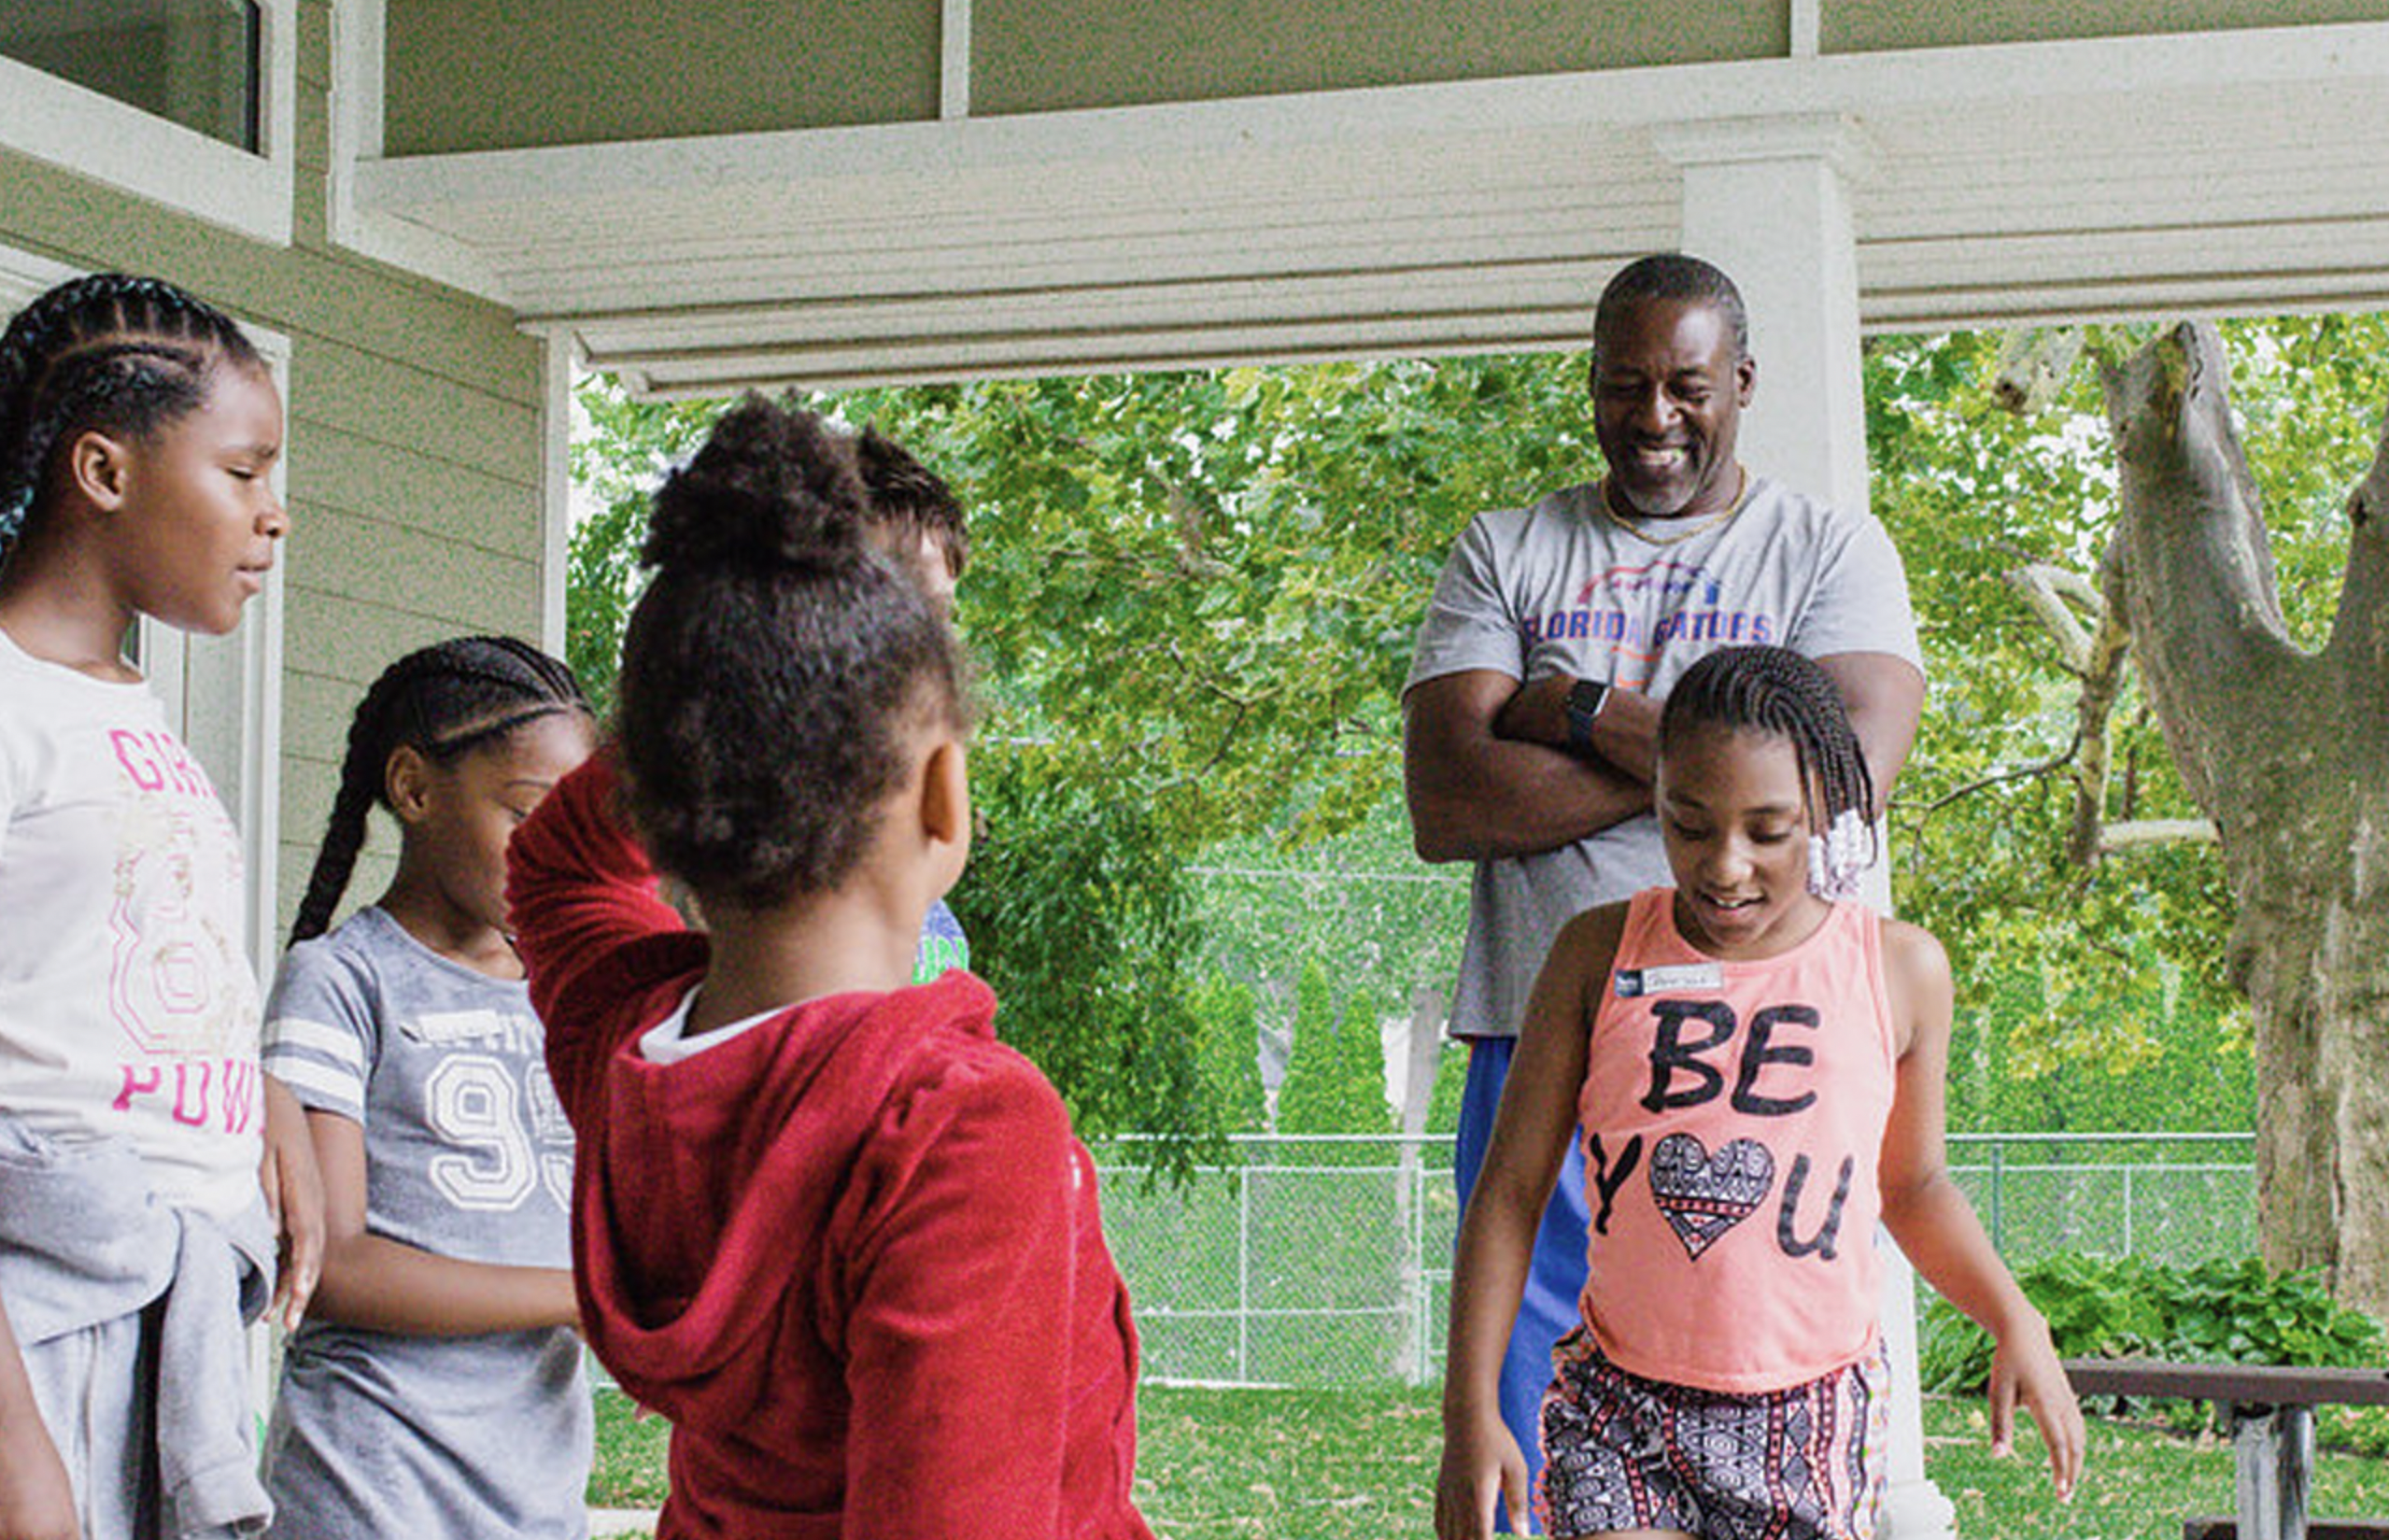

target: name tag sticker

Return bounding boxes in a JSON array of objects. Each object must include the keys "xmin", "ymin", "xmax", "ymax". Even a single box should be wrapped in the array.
[{"xmin": 1615, "ymin": 962, "xmax": 1725, "ymax": 998}]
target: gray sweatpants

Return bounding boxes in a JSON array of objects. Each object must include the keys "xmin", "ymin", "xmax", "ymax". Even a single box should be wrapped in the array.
[
  {"xmin": 21, "ymin": 1307, "xmax": 163, "ymax": 1540},
  {"xmin": 0, "ymin": 1115, "xmax": 273, "ymax": 1540}
]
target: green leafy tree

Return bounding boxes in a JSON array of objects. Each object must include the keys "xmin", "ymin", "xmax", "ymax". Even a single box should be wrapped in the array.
[
  {"xmin": 566, "ymin": 361, "xmax": 1585, "ymax": 1166},
  {"xmin": 806, "ymin": 359, "xmax": 1592, "ymax": 850},
  {"xmin": 564, "ymin": 384, "xmax": 717, "ymax": 718},
  {"xmin": 1190, "ymin": 973, "xmax": 1267, "ymax": 1135},
  {"xmin": 1865, "ymin": 327, "xmax": 2277, "ymax": 1134},
  {"xmin": 2097, "ymin": 319, "xmax": 2389, "ymax": 1313},
  {"xmin": 943, "ymin": 745, "xmax": 1220, "ymax": 1178},
  {"xmin": 1424, "ymin": 1038, "xmax": 1468, "ymax": 1137},
  {"xmin": 1869, "ymin": 314, "xmax": 2389, "ymax": 1307},
  {"xmin": 1275, "ymin": 961, "xmax": 1394, "ymax": 1137},
  {"xmin": 572, "ymin": 320, "xmax": 2386, "ymax": 1181}
]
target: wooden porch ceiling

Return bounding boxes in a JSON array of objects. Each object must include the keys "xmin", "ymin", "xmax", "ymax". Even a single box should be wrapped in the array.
[{"xmin": 353, "ymin": 21, "xmax": 2389, "ymax": 394}]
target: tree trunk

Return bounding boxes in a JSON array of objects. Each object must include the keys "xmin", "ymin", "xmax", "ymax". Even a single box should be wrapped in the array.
[{"xmin": 2102, "ymin": 322, "xmax": 2389, "ymax": 1316}]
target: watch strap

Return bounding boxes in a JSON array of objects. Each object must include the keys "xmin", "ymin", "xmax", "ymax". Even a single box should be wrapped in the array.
[{"xmin": 1564, "ymin": 678, "xmax": 1609, "ymax": 753}]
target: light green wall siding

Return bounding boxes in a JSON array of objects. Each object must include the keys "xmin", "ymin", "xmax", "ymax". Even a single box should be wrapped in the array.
[
  {"xmin": 383, "ymin": 0, "xmax": 1785, "ymax": 144},
  {"xmin": 364, "ymin": 0, "xmax": 2389, "ymax": 154},
  {"xmin": 375, "ymin": 0, "xmax": 2389, "ymax": 144},
  {"xmin": 385, "ymin": 0, "xmax": 940, "ymax": 154},
  {"xmin": 1825, "ymin": 0, "xmax": 2389, "ymax": 52},
  {"xmin": 972, "ymin": 0, "xmax": 1784, "ymax": 114},
  {"xmin": 0, "ymin": 0, "xmax": 546, "ymax": 934}
]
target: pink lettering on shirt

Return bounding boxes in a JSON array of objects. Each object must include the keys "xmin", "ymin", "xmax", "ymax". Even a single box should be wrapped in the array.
[
  {"xmin": 171, "ymin": 1061, "xmax": 212, "ymax": 1127},
  {"xmin": 108, "ymin": 729, "xmax": 219, "ymax": 801},
  {"xmin": 115, "ymin": 1064, "xmax": 164, "ymax": 1110},
  {"xmin": 221, "ymin": 1060, "xmax": 259, "ymax": 1134},
  {"xmin": 114, "ymin": 1057, "xmax": 259, "ymax": 1133}
]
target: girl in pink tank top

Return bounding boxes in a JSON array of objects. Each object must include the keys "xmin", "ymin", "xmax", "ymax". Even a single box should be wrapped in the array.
[{"xmin": 1437, "ymin": 645, "xmax": 2083, "ymax": 1540}]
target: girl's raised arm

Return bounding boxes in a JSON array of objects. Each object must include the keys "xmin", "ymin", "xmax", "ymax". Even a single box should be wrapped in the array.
[
  {"xmin": 1435, "ymin": 901, "xmax": 1621, "ymax": 1540},
  {"xmin": 505, "ymin": 749, "xmax": 691, "ymax": 1072},
  {"xmin": 1875, "ymin": 919, "xmax": 2084, "ymax": 1502}
]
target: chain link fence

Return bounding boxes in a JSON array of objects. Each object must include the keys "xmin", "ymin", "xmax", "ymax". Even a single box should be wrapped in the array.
[
  {"xmin": 1093, "ymin": 1130, "xmax": 2256, "ymax": 1389},
  {"xmin": 1944, "ymin": 1131, "xmax": 2257, "ymax": 1268}
]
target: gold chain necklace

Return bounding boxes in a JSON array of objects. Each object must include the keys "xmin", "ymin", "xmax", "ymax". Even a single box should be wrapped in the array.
[{"xmin": 1598, "ymin": 464, "xmax": 1751, "ymax": 547}]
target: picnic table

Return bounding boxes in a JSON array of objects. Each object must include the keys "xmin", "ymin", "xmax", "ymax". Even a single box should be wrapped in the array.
[{"xmin": 2064, "ymin": 1358, "xmax": 2389, "ymax": 1540}]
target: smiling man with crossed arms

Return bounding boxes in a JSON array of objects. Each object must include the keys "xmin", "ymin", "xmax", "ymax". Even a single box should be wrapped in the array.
[{"xmin": 1404, "ymin": 251, "xmax": 1927, "ymax": 1527}]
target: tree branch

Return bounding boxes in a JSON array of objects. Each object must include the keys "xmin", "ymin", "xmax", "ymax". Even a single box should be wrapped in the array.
[
  {"xmin": 2005, "ymin": 562, "xmax": 2103, "ymax": 677},
  {"xmin": 2327, "ymin": 395, "xmax": 2389, "ymax": 715},
  {"xmin": 1990, "ymin": 328, "xmax": 2086, "ymax": 417},
  {"xmin": 2101, "ymin": 321, "xmax": 2304, "ymax": 812},
  {"xmin": 1906, "ymin": 742, "xmax": 2078, "ymax": 819},
  {"xmin": 2064, "ymin": 547, "xmax": 2136, "ymax": 867},
  {"xmin": 1899, "ymin": 741, "xmax": 2080, "ymax": 871},
  {"xmin": 2097, "ymin": 818, "xmax": 2220, "ymax": 854}
]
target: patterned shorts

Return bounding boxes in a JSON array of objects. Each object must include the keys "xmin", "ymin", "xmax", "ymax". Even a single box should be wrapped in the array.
[{"xmin": 1535, "ymin": 1330, "xmax": 1888, "ymax": 1540}]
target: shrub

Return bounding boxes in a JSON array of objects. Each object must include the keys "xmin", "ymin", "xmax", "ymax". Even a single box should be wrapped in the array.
[{"xmin": 1920, "ymin": 1253, "xmax": 2388, "ymax": 1448}]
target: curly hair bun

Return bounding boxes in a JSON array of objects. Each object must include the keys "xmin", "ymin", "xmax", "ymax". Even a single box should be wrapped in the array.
[{"xmin": 641, "ymin": 393, "xmax": 872, "ymax": 572}]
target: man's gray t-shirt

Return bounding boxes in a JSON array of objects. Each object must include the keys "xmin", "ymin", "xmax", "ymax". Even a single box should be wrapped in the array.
[
  {"xmin": 1405, "ymin": 476, "xmax": 1922, "ymax": 1041},
  {"xmin": 261, "ymin": 905, "xmax": 590, "ymax": 1540}
]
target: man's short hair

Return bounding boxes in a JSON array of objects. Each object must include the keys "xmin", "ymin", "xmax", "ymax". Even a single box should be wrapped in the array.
[
  {"xmin": 857, "ymin": 424, "xmax": 969, "ymax": 577},
  {"xmin": 1591, "ymin": 253, "xmax": 1750, "ymax": 361}
]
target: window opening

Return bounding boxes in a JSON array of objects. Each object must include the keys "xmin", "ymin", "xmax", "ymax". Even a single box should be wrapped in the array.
[{"xmin": 0, "ymin": 1, "xmax": 262, "ymax": 152}]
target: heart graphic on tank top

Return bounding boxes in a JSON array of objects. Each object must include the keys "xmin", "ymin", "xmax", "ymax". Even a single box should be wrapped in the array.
[{"xmin": 1647, "ymin": 1134, "xmax": 1775, "ymax": 1260}]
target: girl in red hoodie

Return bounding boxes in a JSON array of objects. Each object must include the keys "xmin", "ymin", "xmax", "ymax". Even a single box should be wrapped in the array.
[{"xmin": 507, "ymin": 396, "xmax": 1151, "ymax": 1540}]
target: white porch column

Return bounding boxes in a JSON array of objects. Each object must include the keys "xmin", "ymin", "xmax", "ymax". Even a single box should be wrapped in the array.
[
  {"xmin": 537, "ymin": 327, "xmax": 580, "ymax": 657},
  {"xmin": 1653, "ymin": 114, "xmax": 1958, "ymax": 1540},
  {"xmin": 1654, "ymin": 115, "xmax": 1872, "ymax": 518}
]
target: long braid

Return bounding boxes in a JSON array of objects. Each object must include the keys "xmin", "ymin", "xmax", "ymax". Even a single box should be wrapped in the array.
[
  {"xmin": 289, "ymin": 636, "xmax": 589, "ymax": 945},
  {"xmin": 0, "ymin": 274, "xmax": 261, "ymax": 554},
  {"xmin": 1659, "ymin": 645, "xmax": 1878, "ymax": 895}
]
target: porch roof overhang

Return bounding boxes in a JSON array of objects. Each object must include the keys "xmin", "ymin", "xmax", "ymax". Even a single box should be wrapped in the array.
[{"xmin": 353, "ymin": 20, "xmax": 2389, "ymax": 395}]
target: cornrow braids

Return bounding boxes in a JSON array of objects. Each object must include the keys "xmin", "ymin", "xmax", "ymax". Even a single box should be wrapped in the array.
[
  {"xmin": 0, "ymin": 273, "xmax": 262, "ymax": 554},
  {"xmin": 290, "ymin": 635, "xmax": 588, "ymax": 946},
  {"xmin": 1659, "ymin": 645, "xmax": 1878, "ymax": 896}
]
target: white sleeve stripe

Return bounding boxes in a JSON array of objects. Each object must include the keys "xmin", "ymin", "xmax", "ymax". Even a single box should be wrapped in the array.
[
  {"xmin": 261, "ymin": 1055, "xmax": 364, "ymax": 1113},
  {"xmin": 263, "ymin": 1017, "xmax": 367, "ymax": 1069}
]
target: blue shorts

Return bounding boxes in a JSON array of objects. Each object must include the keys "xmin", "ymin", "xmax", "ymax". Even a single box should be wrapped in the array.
[
  {"xmin": 1452, "ymin": 1035, "xmax": 1591, "ymax": 1531},
  {"xmin": 1537, "ymin": 1331, "xmax": 1888, "ymax": 1540}
]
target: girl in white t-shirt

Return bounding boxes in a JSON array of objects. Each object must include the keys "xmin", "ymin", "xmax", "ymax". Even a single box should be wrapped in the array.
[
  {"xmin": 0, "ymin": 273, "xmax": 321, "ymax": 1539},
  {"xmin": 261, "ymin": 636, "xmax": 595, "ymax": 1539}
]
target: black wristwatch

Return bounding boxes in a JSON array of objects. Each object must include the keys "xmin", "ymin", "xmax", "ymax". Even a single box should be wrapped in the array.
[{"xmin": 1564, "ymin": 677, "xmax": 1610, "ymax": 755}]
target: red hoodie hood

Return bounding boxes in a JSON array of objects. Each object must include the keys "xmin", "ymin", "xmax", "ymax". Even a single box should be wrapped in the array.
[{"xmin": 572, "ymin": 969, "xmax": 1001, "ymax": 1419}]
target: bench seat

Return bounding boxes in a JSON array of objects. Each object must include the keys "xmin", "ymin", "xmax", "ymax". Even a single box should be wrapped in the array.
[{"xmin": 2185, "ymin": 1521, "xmax": 2389, "ymax": 1540}]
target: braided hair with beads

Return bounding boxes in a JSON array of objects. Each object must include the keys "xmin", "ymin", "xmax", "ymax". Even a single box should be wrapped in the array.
[
  {"xmin": 1658, "ymin": 644, "xmax": 1879, "ymax": 898},
  {"xmin": 0, "ymin": 273, "xmax": 262, "ymax": 556},
  {"xmin": 290, "ymin": 636, "xmax": 589, "ymax": 946}
]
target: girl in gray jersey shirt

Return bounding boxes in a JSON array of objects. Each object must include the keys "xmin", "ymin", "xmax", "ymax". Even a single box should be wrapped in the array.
[{"xmin": 261, "ymin": 638, "xmax": 597, "ymax": 1539}]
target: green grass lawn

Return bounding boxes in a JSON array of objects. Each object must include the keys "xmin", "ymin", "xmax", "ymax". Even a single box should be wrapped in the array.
[
  {"xmin": 591, "ymin": 1383, "xmax": 2389, "ymax": 1537},
  {"xmin": 589, "ymin": 1391, "xmax": 669, "ymax": 1509}
]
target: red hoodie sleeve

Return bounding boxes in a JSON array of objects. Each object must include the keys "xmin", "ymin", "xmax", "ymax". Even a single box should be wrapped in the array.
[
  {"xmin": 840, "ymin": 1050, "xmax": 1082, "ymax": 1540},
  {"xmin": 506, "ymin": 750, "xmax": 689, "ymax": 1096}
]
